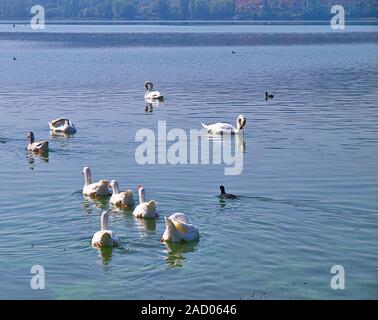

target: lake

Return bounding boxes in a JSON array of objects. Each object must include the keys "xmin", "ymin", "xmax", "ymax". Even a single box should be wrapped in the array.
[{"xmin": 0, "ymin": 23, "xmax": 377, "ymax": 299}]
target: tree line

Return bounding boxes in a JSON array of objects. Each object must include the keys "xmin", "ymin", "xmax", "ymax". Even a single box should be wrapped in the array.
[{"xmin": 0, "ymin": 0, "xmax": 377, "ymax": 20}]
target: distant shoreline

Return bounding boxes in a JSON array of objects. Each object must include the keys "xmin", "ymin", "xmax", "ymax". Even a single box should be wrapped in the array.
[
  {"xmin": 0, "ymin": 31, "xmax": 377, "ymax": 47},
  {"xmin": 1, "ymin": 19, "xmax": 378, "ymax": 25}
]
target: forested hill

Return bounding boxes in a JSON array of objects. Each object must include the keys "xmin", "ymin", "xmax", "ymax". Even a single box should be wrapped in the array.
[{"xmin": 1, "ymin": 0, "xmax": 377, "ymax": 20}]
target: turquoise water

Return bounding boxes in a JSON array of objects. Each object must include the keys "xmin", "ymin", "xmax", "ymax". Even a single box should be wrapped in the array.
[{"xmin": 0, "ymin": 28, "xmax": 377, "ymax": 299}]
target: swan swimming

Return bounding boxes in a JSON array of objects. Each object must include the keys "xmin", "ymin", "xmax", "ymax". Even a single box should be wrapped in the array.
[
  {"xmin": 201, "ymin": 115, "xmax": 246, "ymax": 135},
  {"xmin": 48, "ymin": 118, "xmax": 77, "ymax": 134},
  {"xmin": 161, "ymin": 213, "xmax": 199, "ymax": 243},
  {"xmin": 144, "ymin": 81, "xmax": 164, "ymax": 100},
  {"xmin": 27, "ymin": 132, "xmax": 49, "ymax": 153},
  {"xmin": 133, "ymin": 185, "xmax": 158, "ymax": 218},
  {"xmin": 109, "ymin": 180, "xmax": 135, "ymax": 208},
  {"xmin": 82, "ymin": 167, "xmax": 110, "ymax": 197},
  {"xmin": 91, "ymin": 211, "xmax": 119, "ymax": 247}
]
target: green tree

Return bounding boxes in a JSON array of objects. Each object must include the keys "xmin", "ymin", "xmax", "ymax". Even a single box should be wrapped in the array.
[
  {"xmin": 158, "ymin": 0, "xmax": 169, "ymax": 19},
  {"xmin": 180, "ymin": 0, "xmax": 189, "ymax": 19},
  {"xmin": 189, "ymin": 0, "xmax": 209, "ymax": 19},
  {"xmin": 209, "ymin": 0, "xmax": 235, "ymax": 19},
  {"xmin": 113, "ymin": 0, "xmax": 137, "ymax": 19}
]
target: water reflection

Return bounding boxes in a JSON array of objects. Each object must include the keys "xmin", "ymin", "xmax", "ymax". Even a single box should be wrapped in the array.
[
  {"xmin": 50, "ymin": 131, "xmax": 76, "ymax": 149},
  {"xmin": 27, "ymin": 151, "xmax": 49, "ymax": 170},
  {"xmin": 145, "ymin": 97, "xmax": 164, "ymax": 108},
  {"xmin": 145, "ymin": 102, "xmax": 153, "ymax": 113},
  {"xmin": 145, "ymin": 98, "xmax": 165, "ymax": 112},
  {"xmin": 97, "ymin": 246, "xmax": 113, "ymax": 266},
  {"xmin": 82, "ymin": 196, "xmax": 109, "ymax": 214},
  {"xmin": 163, "ymin": 240, "xmax": 199, "ymax": 268},
  {"xmin": 50, "ymin": 131, "xmax": 76, "ymax": 139},
  {"xmin": 134, "ymin": 217, "xmax": 157, "ymax": 234}
]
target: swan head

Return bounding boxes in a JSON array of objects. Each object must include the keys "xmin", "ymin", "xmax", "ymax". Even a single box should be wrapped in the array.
[
  {"xmin": 28, "ymin": 131, "xmax": 35, "ymax": 143},
  {"xmin": 109, "ymin": 180, "xmax": 118, "ymax": 190},
  {"xmin": 82, "ymin": 166, "xmax": 91, "ymax": 175},
  {"xmin": 136, "ymin": 185, "xmax": 145, "ymax": 204},
  {"xmin": 162, "ymin": 217, "xmax": 180, "ymax": 242},
  {"xmin": 144, "ymin": 81, "xmax": 153, "ymax": 91},
  {"xmin": 236, "ymin": 115, "xmax": 246, "ymax": 130}
]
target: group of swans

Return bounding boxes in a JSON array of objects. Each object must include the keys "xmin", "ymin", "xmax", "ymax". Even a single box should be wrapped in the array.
[
  {"xmin": 27, "ymin": 118, "xmax": 77, "ymax": 154},
  {"xmin": 91, "ymin": 210, "xmax": 200, "ymax": 248},
  {"xmin": 83, "ymin": 166, "xmax": 199, "ymax": 247},
  {"xmin": 28, "ymin": 82, "xmax": 244, "ymax": 249},
  {"xmin": 90, "ymin": 184, "xmax": 238, "ymax": 248},
  {"xmin": 145, "ymin": 81, "xmax": 248, "ymax": 136}
]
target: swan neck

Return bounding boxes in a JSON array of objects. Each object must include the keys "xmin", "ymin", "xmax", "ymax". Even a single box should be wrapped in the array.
[
  {"xmin": 139, "ymin": 188, "xmax": 146, "ymax": 204},
  {"xmin": 112, "ymin": 181, "xmax": 120, "ymax": 194},
  {"xmin": 84, "ymin": 170, "xmax": 91, "ymax": 186},
  {"xmin": 101, "ymin": 213, "xmax": 109, "ymax": 231}
]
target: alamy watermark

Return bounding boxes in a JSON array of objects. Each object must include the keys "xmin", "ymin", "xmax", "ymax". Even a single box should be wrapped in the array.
[
  {"xmin": 330, "ymin": 5, "xmax": 345, "ymax": 30},
  {"xmin": 330, "ymin": 265, "xmax": 345, "ymax": 290},
  {"xmin": 135, "ymin": 121, "xmax": 244, "ymax": 175},
  {"xmin": 31, "ymin": 5, "xmax": 45, "ymax": 30},
  {"xmin": 30, "ymin": 265, "xmax": 45, "ymax": 290}
]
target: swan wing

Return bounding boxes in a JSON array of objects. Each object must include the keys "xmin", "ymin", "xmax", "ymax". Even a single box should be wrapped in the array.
[
  {"xmin": 145, "ymin": 91, "xmax": 163, "ymax": 99},
  {"xmin": 92, "ymin": 230, "xmax": 119, "ymax": 247},
  {"xmin": 202, "ymin": 122, "xmax": 235, "ymax": 135},
  {"xmin": 83, "ymin": 181, "xmax": 109, "ymax": 197},
  {"xmin": 133, "ymin": 203, "xmax": 148, "ymax": 218},
  {"xmin": 169, "ymin": 212, "xmax": 189, "ymax": 224},
  {"xmin": 171, "ymin": 219, "xmax": 199, "ymax": 242},
  {"xmin": 133, "ymin": 201, "xmax": 157, "ymax": 218},
  {"xmin": 29, "ymin": 141, "xmax": 49, "ymax": 152}
]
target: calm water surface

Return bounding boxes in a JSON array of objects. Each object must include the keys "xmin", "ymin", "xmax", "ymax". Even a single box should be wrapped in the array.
[{"xmin": 0, "ymin": 27, "xmax": 377, "ymax": 299}]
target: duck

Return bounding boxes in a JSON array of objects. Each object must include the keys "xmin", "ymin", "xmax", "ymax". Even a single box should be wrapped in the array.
[
  {"xmin": 219, "ymin": 185, "xmax": 238, "ymax": 199},
  {"xmin": 133, "ymin": 185, "xmax": 158, "ymax": 218},
  {"xmin": 91, "ymin": 211, "xmax": 119, "ymax": 247},
  {"xmin": 232, "ymin": 50, "xmax": 236, "ymax": 54},
  {"xmin": 201, "ymin": 115, "xmax": 246, "ymax": 135},
  {"xmin": 161, "ymin": 213, "xmax": 199, "ymax": 243},
  {"xmin": 144, "ymin": 81, "xmax": 164, "ymax": 100},
  {"xmin": 13, "ymin": 57, "xmax": 17, "ymax": 61},
  {"xmin": 27, "ymin": 132, "xmax": 49, "ymax": 153},
  {"xmin": 265, "ymin": 92, "xmax": 274, "ymax": 101},
  {"xmin": 82, "ymin": 167, "xmax": 110, "ymax": 197},
  {"xmin": 109, "ymin": 180, "xmax": 135, "ymax": 208},
  {"xmin": 48, "ymin": 118, "xmax": 77, "ymax": 134}
]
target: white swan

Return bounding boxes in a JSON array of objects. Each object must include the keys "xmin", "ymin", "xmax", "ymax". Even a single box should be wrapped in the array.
[
  {"xmin": 82, "ymin": 167, "xmax": 110, "ymax": 197},
  {"xmin": 161, "ymin": 213, "xmax": 200, "ymax": 243},
  {"xmin": 48, "ymin": 118, "xmax": 77, "ymax": 134},
  {"xmin": 201, "ymin": 115, "xmax": 246, "ymax": 135},
  {"xmin": 133, "ymin": 186, "xmax": 158, "ymax": 218},
  {"xmin": 109, "ymin": 180, "xmax": 135, "ymax": 208},
  {"xmin": 27, "ymin": 131, "xmax": 49, "ymax": 153},
  {"xmin": 144, "ymin": 81, "xmax": 164, "ymax": 100},
  {"xmin": 91, "ymin": 211, "xmax": 120, "ymax": 247}
]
